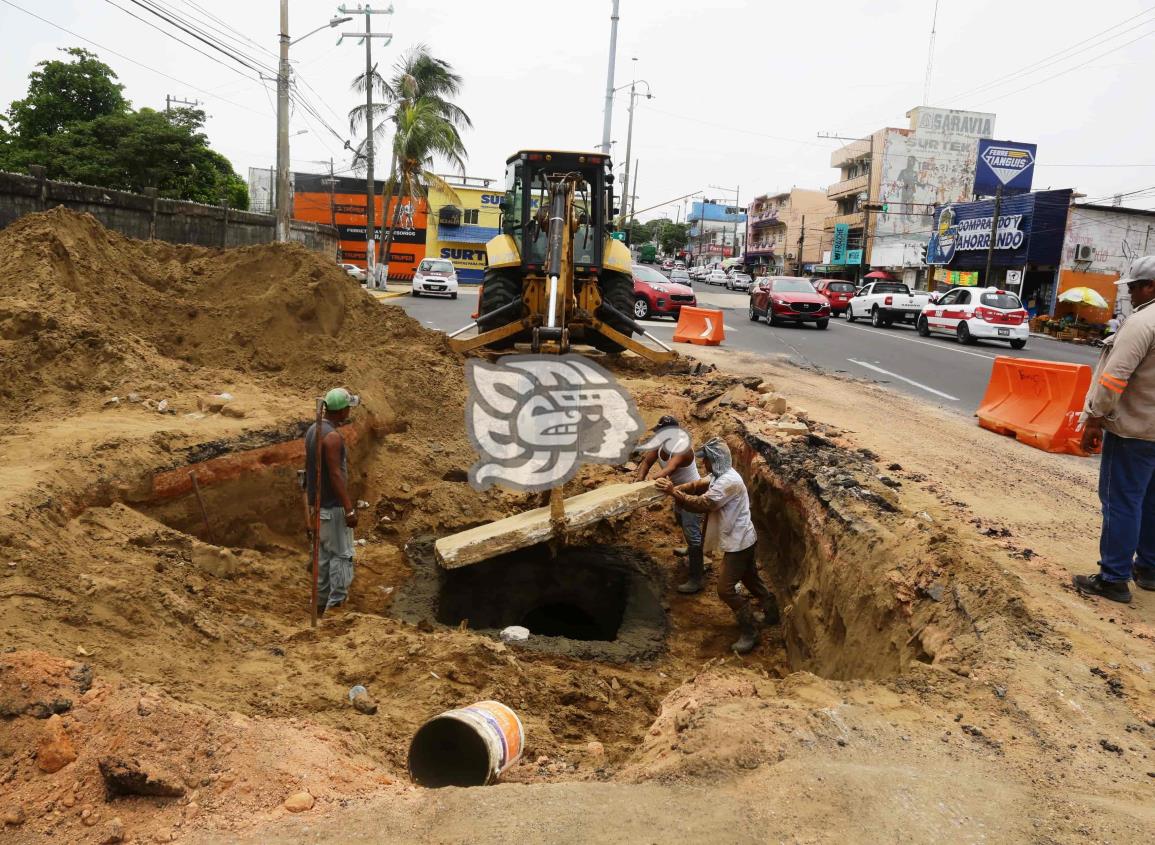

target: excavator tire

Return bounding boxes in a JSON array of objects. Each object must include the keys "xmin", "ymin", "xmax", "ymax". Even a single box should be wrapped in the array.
[
  {"xmin": 477, "ymin": 268, "xmax": 524, "ymax": 349},
  {"xmin": 591, "ymin": 270, "xmax": 635, "ymax": 354}
]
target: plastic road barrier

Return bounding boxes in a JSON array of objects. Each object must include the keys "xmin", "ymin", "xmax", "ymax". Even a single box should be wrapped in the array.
[
  {"xmin": 976, "ymin": 357, "xmax": 1098, "ymax": 456},
  {"xmin": 672, "ymin": 306, "xmax": 725, "ymax": 346},
  {"xmin": 408, "ymin": 700, "xmax": 525, "ymax": 787}
]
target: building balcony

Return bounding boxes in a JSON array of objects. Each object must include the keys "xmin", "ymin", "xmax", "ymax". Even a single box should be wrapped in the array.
[
  {"xmin": 826, "ymin": 173, "xmax": 869, "ymax": 201},
  {"xmin": 830, "ymin": 139, "xmax": 871, "ymax": 169},
  {"xmin": 748, "ymin": 207, "xmax": 782, "ymax": 225},
  {"xmin": 746, "ymin": 241, "xmax": 781, "ymax": 256},
  {"xmin": 823, "ymin": 211, "xmax": 865, "ymax": 230}
]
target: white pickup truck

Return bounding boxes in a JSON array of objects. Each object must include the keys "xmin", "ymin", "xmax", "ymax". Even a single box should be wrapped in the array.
[{"xmin": 845, "ymin": 281, "xmax": 933, "ymax": 328}]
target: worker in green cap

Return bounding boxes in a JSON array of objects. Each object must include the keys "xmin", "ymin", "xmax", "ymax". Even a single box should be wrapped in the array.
[{"xmin": 305, "ymin": 387, "xmax": 360, "ymax": 615}]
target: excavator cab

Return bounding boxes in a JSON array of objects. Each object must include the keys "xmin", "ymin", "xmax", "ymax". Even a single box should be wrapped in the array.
[{"xmin": 447, "ymin": 150, "xmax": 674, "ymax": 362}]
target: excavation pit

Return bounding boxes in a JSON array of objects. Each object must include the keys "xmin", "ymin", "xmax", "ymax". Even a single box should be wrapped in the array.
[{"xmin": 397, "ymin": 542, "xmax": 667, "ymax": 662}]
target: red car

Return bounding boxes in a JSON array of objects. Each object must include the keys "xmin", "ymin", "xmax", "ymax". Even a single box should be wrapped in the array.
[
  {"xmin": 749, "ymin": 276, "xmax": 831, "ymax": 329},
  {"xmin": 812, "ymin": 277, "xmax": 857, "ymax": 315},
  {"xmin": 631, "ymin": 263, "xmax": 696, "ymax": 320}
]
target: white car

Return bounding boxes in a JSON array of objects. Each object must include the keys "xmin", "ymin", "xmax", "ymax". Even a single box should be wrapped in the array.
[
  {"xmin": 339, "ymin": 263, "xmax": 367, "ymax": 283},
  {"xmin": 917, "ymin": 286, "xmax": 1029, "ymax": 349},
  {"xmin": 726, "ymin": 272, "xmax": 753, "ymax": 291},
  {"xmin": 706, "ymin": 269, "xmax": 729, "ymax": 286},
  {"xmin": 411, "ymin": 258, "xmax": 459, "ymax": 299}
]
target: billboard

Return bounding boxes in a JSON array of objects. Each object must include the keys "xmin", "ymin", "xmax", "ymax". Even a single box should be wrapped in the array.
[
  {"xmin": 873, "ymin": 107, "xmax": 996, "ymax": 257},
  {"xmin": 426, "ymin": 183, "xmax": 503, "ymax": 284},
  {"xmin": 926, "ymin": 189, "xmax": 1072, "ymax": 269},
  {"xmin": 974, "ymin": 140, "xmax": 1036, "ymax": 196},
  {"xmin": 831, "ymin": 223, "xmax": 849, "ymax": 264}
]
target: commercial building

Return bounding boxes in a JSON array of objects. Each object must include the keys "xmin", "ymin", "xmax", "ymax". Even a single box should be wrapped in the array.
[
  {"xmin": 425, "ymin": 176, "xmax": 503, "ymax": 284},
  {"xmin": 745, "ymin": 189, "xmax": 833, "ymax": 276},
  {"xmin": 926, "ymin": 189, "xmax": 1072, "ymax": 311},
  {"xmin": 289, "ymin": 170, "xmax": 428, "ymax": 281},
  {"xmin": 819, "ymin": 106, "xmax": 995, "ymax": 286},
  {"xmin": 1057, "ymin": 202, "xmax": 1155, "ymax": 318},
  {"xmin": 687, "ymin": 200, "xmax": 746, "ymax": 268}
]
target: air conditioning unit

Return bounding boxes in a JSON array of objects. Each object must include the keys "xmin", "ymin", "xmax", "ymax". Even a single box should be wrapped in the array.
[
  {"xmin": 785, "ymin": 252, "xmax": 795, "ymax": 260},
  {"xmin": 1074, "ymin": 244, "xmax": 1094, "ymax": 262}
]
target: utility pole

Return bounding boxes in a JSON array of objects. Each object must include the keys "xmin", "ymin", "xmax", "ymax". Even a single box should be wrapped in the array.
[
  {"xmin": 617, "ymin": 61, "xmax": 653, "ymax": 228},
  {"xmin": 797, "ymin": 213, "xmax": 805, "ymax": 276},
  {"xmin": 600, "ymin": 0, "xmax": 620, "ymax": 155},
  {"xmin": 275, "ymin": 8, "xmax": 352, "ymax": 244},
  {"xmin": 321, "ymin": 158, "xmax": 339, "ymax": 259},
  {"xmin": 275, "ymin": 0, "xmax": 291, "ymax": 243},
  {"xmin": 338, "ymin": 4, "xmax": 394, "ymax": 286},
  {"xmin": 629, "ymin": 159, "xmax": 639, "ymax": 222},
  {"xmin": 983, "ymin": 184, "xmax": 1004, "ymax": 285},
  {"xmin": 165, "ymin": 95, "xmax": 200, "ymax": 114}
]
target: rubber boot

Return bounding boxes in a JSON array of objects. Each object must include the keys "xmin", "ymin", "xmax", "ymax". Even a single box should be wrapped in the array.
[
  {"xmin": 731, "ymin": 606, "xmax": 759, "ymax": 655},
  {"xmin": 677, "ymin": 546, "xmax": 704, "ymax": 594}
]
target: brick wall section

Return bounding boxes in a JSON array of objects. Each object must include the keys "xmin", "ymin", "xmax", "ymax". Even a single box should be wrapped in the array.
[{"xmin": 0, "ymin": 169, "xmax": 338, "ymax": 256}]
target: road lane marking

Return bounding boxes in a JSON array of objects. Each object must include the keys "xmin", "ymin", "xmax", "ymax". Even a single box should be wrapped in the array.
[
  {"xmin": 840, "ymin": 321, "xmax": 1003, "ymax": 360},
  {"xmin": 847, "ymin": 359, "xmax": 960, "ymax": 401}
]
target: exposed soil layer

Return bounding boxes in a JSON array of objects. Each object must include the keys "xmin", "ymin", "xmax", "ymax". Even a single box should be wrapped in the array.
[{"xmin": 2, "ymin": 211, "xmax": 1154, "ymax": 844}]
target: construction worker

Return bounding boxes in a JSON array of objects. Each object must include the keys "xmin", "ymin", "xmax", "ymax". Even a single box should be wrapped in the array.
[
  {"xmin": 636, "ymin": 415, "xmax": 705, "ymax": 594},
  {"xmin": 305, "ymin": 387, "xmax": 359, "ymax": 615},
  {"xmin": 1076, "ymin": 256, "xmax": 1155, "ymax": 603},
  {"xmin": 655, "ymin": 438, "xmax": 776, "ymax": 654}
]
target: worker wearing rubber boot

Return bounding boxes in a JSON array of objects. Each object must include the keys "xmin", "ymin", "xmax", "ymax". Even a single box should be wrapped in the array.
[
  {"xmin": 636, "ymin": 415, "xmax": 705, "ymax": 593},
  {"xmin": 656, "ymin": 438, "xmax": 775, "ymax": 654},
  {"xmin": 305, "ymin": 388, "xmax": 359, "ymax": 616}
]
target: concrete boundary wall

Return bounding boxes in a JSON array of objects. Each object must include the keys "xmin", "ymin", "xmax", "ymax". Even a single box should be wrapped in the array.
[{"xmin": 0, "ymin": 169, "xmax": 338, "ymax": 257}]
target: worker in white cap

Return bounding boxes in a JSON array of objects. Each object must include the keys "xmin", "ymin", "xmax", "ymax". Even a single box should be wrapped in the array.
[
  {"xmin": 1076, "ymin": 256, "xmax": 1155, "ymax": 602},
  {"xmin": 305, "ymin": 387, "xmax": 360, "ymax": 615}
]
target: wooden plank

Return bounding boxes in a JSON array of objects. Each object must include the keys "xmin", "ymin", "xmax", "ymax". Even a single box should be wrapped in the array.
[{"xmin": 434, "ymin": 481, "xmax": 664, "ymax": 569}]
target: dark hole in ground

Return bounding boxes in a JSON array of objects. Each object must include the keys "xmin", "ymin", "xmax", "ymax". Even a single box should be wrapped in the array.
[
  {"xmin": 407, "ymin": 717, "xmax": 490, "ymax": 788},
  {"xmin": 436, "ymin": 546, "xmax": 629, "ymax": 642},
  {"xmin": 396, "ymin": 541, "xmax": 667, "ymax": 662}
]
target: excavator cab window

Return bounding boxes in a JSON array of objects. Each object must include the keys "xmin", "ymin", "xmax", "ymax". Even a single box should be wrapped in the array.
[
  {"xmin": 502, "ymin": 160, "xmax": 524, "ymax": 234},
  {"xmin": 504, "ymin": 153, "xmax": 607, "ymax": 270}
]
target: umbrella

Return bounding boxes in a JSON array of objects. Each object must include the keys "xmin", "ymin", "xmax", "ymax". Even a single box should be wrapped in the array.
[
  {"xmin": 1057, "ymin": 287, "xmax": 1109, "ymax": 308},
  {"xmin": 864, "ymin": 270, "xmax": 895, "ymax": 280}
]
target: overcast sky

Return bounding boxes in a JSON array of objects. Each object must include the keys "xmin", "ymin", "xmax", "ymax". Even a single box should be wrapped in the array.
[{"xmin": 3, "ymin": 0, "xmax": 1154, "ymax": 221}]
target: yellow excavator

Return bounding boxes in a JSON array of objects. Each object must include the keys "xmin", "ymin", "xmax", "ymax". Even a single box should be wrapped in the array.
[{"xmin": 447, "ymin": 150, "xmax": 675, "ymax": 362}]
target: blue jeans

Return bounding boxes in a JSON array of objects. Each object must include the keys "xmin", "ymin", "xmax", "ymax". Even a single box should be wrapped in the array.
[
  {"xmin": 1098, "ymin": 432, "xmax": 1155, "ymax": 582},
  {"xmin": 674, "ymin": 504, "xmax": 703, "ymax": 547}
]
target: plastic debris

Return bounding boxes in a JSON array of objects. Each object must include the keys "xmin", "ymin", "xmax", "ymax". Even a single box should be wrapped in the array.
[{"xmin": 500, "ymin": 625, "xmax": 530, "ymax": 643}]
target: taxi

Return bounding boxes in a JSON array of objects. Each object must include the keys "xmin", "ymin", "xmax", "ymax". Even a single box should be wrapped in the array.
[{"xmin": 917, "ymin": 286, "xmax": 1029, "ymax": 349}]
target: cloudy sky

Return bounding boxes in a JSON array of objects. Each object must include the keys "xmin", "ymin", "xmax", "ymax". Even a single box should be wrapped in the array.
[{"xmin": 3, "ymin": 0, "xmax": 1154, "ymax": 220}]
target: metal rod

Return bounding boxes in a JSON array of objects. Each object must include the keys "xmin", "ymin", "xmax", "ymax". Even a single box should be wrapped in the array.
[
  {"xmin": 447, "ymin": 320, "xmax": 480, "ymax": 339},
  {"xmin": 310, "ymin": 398, "xmax": 324, "ymax": 628},
  {"xmin": 547, "ymin": 275, "xmax": 559, "ymax": 328},
  {"xmin": 639, "ymin": 329, "xmax": 674, "ymax": 353},
  {"xmin": 188, "ymin": 471, "xmax": 216, "ymax": 545}
]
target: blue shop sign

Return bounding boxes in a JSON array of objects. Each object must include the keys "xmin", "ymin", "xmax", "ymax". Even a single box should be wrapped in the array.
[
  {"xmin": 927, "ymin": 189, "xmax": 1071, "ymax": 270},
  {"xmin": 974, "ymin": 139, "xmax": 1037, "ymax": 196}
]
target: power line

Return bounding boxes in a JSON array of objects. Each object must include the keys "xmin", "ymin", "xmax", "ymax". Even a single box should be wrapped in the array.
[
  {"xmin": 0, "ymin": 0, "xmax": 270, "ymax": 117},
  {"xmin": 943, "ymin": 6, "xmax": 1155, "ymax": 103},
  {"xmin": 170, "ymin": 0, "xmax": 280, "ymax": 61},
  {"xmin": 125, "ymin": 0, "xmax": 274, "ymax": 76},
  {"xmin": 102, "ymin": 0, "xmax": 256, "ymax": 79}
]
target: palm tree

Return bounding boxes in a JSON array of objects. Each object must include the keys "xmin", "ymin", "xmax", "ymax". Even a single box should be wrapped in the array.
[{"xmin": 348, "ymin": 45, "xmax": 471, "ymax": 275}]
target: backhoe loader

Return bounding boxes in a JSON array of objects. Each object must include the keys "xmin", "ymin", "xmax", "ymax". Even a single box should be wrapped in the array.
[{"xmin": 447, "ymin": 150, "xmax": 675, "ymax": 362}]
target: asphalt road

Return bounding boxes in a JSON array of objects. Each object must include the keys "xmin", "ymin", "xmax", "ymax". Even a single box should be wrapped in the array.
[{"xmin": 387, "ymin": 282, "xmax": 1101, "ymax": 415}]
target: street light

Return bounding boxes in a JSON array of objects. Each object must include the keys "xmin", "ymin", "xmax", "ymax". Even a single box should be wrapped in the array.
[
  {"xmin": 617, "ymin": 59, "xmax": 653, "ymax": 227},
  {"xmin": 276, "ymin": 11, "xmax": 353, "ymax": 242}
]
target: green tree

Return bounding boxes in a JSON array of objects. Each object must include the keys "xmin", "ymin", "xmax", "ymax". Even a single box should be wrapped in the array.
[
  {"xmin": 626, "ymin": 218, "xmax": 650, "ymax": 245},
  {"xmin": 1, "ymin": 49, "xmax": 247, "ymax": 209},
  {"xmin": 349, "ymin": 45, "xmax": 470, "ymax": 274},
  {"xmin": 657, "ymin": 221, "xmax": 689, "ymax": 254},
  {"xmin": 7, "ymin": 48, "xmax": 128, "ymax": 139}
]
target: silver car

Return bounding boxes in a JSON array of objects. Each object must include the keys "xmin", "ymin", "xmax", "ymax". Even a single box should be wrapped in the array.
[{"xmin": 726, "ymin": 272, "xmax": 753, "ymax": 291}]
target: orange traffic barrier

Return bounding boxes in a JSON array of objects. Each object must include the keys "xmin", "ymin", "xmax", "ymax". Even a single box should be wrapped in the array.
[
  {"xmin": 976, "ymin": 357, "xmax": 1099, "ymax": 456},
  {"xmin": 672, "ymin": 306, "xmax": 725, "ymax": 346}
]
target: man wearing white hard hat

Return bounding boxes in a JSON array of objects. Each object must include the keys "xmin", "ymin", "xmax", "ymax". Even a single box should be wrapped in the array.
[
  {"xmin": 305, "ymin": 387, "xmax": 360, "ymax": 614},
  {"xmin": 1075, "ymin": 256, "xmax": 1155, "ymax": 602}
]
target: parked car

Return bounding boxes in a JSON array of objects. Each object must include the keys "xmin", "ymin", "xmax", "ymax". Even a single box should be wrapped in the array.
[
  {"xmin": 339, "ymin": 263, "xmax": 367, "ymax": 283},
  {"xmin": 917, "ymin": 287, "xmax": 1029, "ymax": 348},
  {"xmin": 690, "ymin": 266, "xmax": 707, "ymax": 281},
  {"xmin": 632, "ymin": 263, "xmax": 696, "ymax": 320},
  {"xmin": 674, "ymin": 260, "xmax": 686, "ymax": 270},
  {"xmin": 661, "ymin": 259, "xmax": 675, "ymax": 271},
  {"xmin": 726, "ymin": 272, "xmax": 753, "ymax": 291},
  {"xmin": 812, "ymin": 278, "xmax": 857, "ymax": 315},
  {"xmin": 749, "ymin": 276, "xmax": 831, "ymax": 328},
  {"xmin": 411, "ymin": 258, "xmax": 459, "ymax": 298},
  {"xmin": 845, "ymin": 281, "xmax": 932, "ymax": 327},
  {"xmin": 669, "ymin": 268, "xmax": 692, "ymax": 285},
  {"xmin": 705, "ymin": 269, "xmax": 730, "ymax": 286}
]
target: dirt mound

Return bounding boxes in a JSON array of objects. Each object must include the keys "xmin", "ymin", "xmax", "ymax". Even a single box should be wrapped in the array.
[{"xmin": 0, "ymin": 208, "xmax": 446, "ymax": 417}]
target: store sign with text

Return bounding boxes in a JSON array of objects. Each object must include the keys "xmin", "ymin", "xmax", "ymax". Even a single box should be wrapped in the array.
[
  {"xmin": 831, "ymin": 223, "xmax": 849, "ymax": 264},
  {"xmin": 974, "ymin": 139, "xmax": 1036, "ymax": 196}
]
